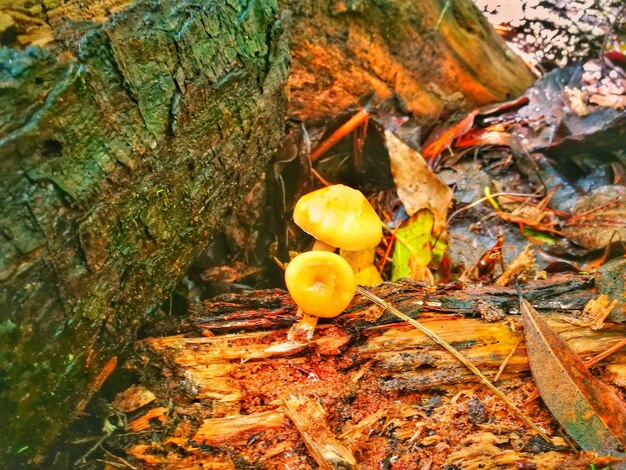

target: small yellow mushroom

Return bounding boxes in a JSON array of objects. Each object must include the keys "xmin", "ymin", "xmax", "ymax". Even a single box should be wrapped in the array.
[
  {"xmin": 293, "ymin": 184, "xmax": 383, "ymax": 285},
  {"xmin": 284, "ymin": 251, "xmax": 356, "ymax": 340}
]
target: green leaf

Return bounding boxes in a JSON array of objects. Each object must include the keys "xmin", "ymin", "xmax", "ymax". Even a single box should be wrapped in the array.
[{"xmin": 392, "ymin": 209, "xmax": 434, "ymax": 281}]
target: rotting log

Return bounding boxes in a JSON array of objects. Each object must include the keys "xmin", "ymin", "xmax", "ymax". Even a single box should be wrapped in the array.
[
  {"xmin": 112, "ymin": 275, "xmax": 626, "ymax": 468},
  {"xmin": 284, "ymin": 0, "xmax": 535, "ymax": 121},
  {"xmin": 0, "ymin": 0, "xmax": 289, "ymax": 463},
  {"xmin": 1, "ymin": 0, "xmax": 536, "ymax": 463}
]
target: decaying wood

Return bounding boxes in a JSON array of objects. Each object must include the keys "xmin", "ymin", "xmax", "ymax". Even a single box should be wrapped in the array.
[
  {"xmin": 285, "ymin": 0, "xmax": 535, "ymax": 121},
  {"xmin": 109, "ymin": 275, "xmax": 626, "ymax": 468},
  {"xmin": 282, "ymin": 394, "xmax": 356, "ymax": 470}
]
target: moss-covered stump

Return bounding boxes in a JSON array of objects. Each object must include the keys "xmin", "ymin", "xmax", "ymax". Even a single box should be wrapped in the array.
[{"xmin": 0, "ymin": 0, "xmax": 288, "ymax": 463}]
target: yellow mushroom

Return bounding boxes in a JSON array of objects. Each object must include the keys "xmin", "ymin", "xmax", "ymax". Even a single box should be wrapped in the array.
[
  {"xmin": 284, "ymin": 250, "xmax": 356, "ymax": 340},
  {"xmin": 293, "ymin": 184, "xmax": 383, "ymax": 285}
]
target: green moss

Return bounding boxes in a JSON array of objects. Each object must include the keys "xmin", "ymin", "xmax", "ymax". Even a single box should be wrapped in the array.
[{"xmin": 0, "ymin": 0, "xmax": 289, "ymax": 462}]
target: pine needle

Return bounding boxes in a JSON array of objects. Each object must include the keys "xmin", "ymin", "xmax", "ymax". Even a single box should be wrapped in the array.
[{"xmin": 355, "ymin": 286, "xmax": 551, "ymax": 442}]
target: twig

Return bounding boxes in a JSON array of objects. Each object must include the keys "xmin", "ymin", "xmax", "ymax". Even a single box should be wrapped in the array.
[
  {"xmin": 585, "ymin": 337, "xmax": 626, "ymax": 369},
  {"xmin": 446, "ymin": 192, "xmax": 540, "ymax": 224},
  {"xmin": 433, "ymin": 0, "xmax": 451, "ymax": 31},
  {"xmin": 310, "ymin": 108, "xmax": 370, "ymax": 162},
  {"xmin": 75, "ymin": 434, "xmax": 108, "ymax": 467},
  {"xmin": 311, "ymin": 167, "xmax": 333, "ymax": 187},
  {"xmin": 494, "ymin": 335, "xmax": 524, "ymax": 382},
  {"xmin": 101, "ymin": 447, "xmax": 138, "ymax": 470},
  {"xmin": 356, "ymin": 285, "xmax": 552, "ymax": 442}
]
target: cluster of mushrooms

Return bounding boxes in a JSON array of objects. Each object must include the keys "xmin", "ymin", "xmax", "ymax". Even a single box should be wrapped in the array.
[{"xmin": 285, "ymin": 184, "xmax": 383, "ymax": 340}]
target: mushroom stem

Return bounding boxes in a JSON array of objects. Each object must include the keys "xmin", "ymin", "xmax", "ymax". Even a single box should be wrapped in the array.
[
  {"xmin": 340, "ymin": 248, "xmax": 383, "ymax": 286},
  {"xmin": 287, "ymin": 312, "xmax": 319, "ymax": 341},
  {"xmin": 312, "ymin": 239, "xmax": 336, "ymax": 252}
]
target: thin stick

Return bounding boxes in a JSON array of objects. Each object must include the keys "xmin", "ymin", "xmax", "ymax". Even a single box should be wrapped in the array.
[
  {"xmin": 494, "ymin": 335, "xmax": 524, "ymax": 382},
  {"xmin": 101, "ymin": 447, "xmax": 138, "ymax": 470},
  {"xmin": 585, "ymin": 337, "xmax": 626, "ymax": 369},
  {"xmin": 311, "ymin": 167, "xmax": 333, "ymax": 187},
  {"xmin": 446, "ymin": 192, "xmax": 540, "ymax": 224},
  {"xmin": 310, "ymin": 108, "xmax": 370, "ymax": 162},
  {"xmin": 356, "ymin": 286, "xmax": 552, "ymax": 442}
]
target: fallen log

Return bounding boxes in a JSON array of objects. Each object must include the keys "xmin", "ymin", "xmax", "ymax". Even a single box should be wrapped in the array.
[
  {"xmin": 108, "ymin": 275, "xmax": 626, "ymax": 469},
  {"xmin": 285, "ymin": 0, "xmax": 534, "ymax": 121}
]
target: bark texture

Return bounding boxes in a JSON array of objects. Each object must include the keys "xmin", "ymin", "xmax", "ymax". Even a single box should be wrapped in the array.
[
  {"xmin": 285, "ymin": 0, "xmax": 535, "ymax": 121},
  {"xmin": 0, "ymin": 0, "xmax": 288, "ymax": 462}
]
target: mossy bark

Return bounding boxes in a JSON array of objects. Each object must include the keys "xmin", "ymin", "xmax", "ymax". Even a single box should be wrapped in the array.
[{"xmin": 0, "ymin": 0, "xmax": 289, "ymax": 463}]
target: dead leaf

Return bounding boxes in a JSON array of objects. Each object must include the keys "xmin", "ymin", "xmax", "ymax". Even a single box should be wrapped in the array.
[
  {"xmin": 385, "ymin": 130, "xmax": 452, "ymax": 235},
  {"xmin": 495, "ymin": 244, "xmax": 535, "ymax": 286},
  {"xmin": 561, "ymin": 295, "xmax": 618, "ymax": 330},
  {"xmin": 112, "ymin": 385, "xmax": 156, "ymax": 413},
  {"xmin": 563, "ymin": 185, "xmax": 626, "ymax": 250},
  {"xmin": 564, "ymin": 86, "xmax": 590, "ymax": 116},
  {"xmin": 590, "ymin": 94, "xmax": 626, "ymax": 110},
  {"xmin": 421, "ymin": 110, "xmax": 478, "ymax": 161},
  {"xmin": 519, "ymin": 294, "xmax": 626, "ymax": 457},
  {"xmin": 455, "ymin": 130, "xmax": 515, "ymax": 149}
]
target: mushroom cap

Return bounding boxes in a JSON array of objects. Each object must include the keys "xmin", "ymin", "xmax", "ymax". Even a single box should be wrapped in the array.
[
  {"xmin": 284, "ymin": 251, "xmax": 356, "ymax": 318},
  {"xmin": 293, "ymin": 185, "xmax": 382, "ymax": 251}
]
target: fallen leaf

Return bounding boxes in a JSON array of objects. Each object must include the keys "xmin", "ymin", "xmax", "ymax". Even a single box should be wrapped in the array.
[
  {"xmin": 589, "ymin": 94, "xmax": 626, "ymax": 110},
  {"xmin": 561, "ymin": 295, "xmax": 618, "ymax": 330},
  {"xmin": 495, "ymin": 244, "xmax": 535, "ymax": 286},
  {"xmin": 519, "ymin": 294, "xmax": 626, "ymax": 457},
  {"xmin": 564, "ymin": 86, "xmax": 590, "ymax": 116},
  {"xmin": 421, "ymin": 110, "xmax": 478, "ymax": 161},
  {"xmin": 112, "ymin": 385, "xmax": 156, "ymax": 413},
  {"xmin": 385, "ymin": 130, "xmax": 452, "ymax": 235},
  {"xmin": 563, "ymin": 185, "xmax": 626, "ymax": 250},
  {"xmin": 455, "ymin": 130, "xmax": 515, "ymax": 149},
  {"xmin": 392, "ymin": 210, "xmax": 434, "ymax": 282}
]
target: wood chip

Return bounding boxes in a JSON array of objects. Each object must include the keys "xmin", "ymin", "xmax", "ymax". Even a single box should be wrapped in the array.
[{"xmin": 112, "ymin": 385, "xmax": 156, "ymax": 413}]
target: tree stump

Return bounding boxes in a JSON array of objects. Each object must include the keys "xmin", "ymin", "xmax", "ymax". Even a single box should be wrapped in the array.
[{"xmin": 0, "ymin": 0, "xmax": 289, "ymax": 462}]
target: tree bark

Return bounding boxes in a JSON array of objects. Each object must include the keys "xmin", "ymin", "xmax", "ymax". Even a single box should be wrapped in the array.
[
  {"xmin": 285, "ymin": 0, "xmax": 534, "ymax": 121},
  {"xmin": 0, "ymin": 0, "xmax": 533, "ymax": 464},
  {"xmin": 0, "ymin": 0, "xmax": 288, "ymax": 462}
]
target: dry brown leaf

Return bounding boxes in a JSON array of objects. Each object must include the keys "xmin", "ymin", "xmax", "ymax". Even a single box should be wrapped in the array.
[
  {"xmin": 519, "ymin": 294, "xmax": 626, "ymax": 457},
  {"xmin": 564, "ymin": 86, "xmax": 590, "ymax": 116},
  {"xmin": 407, "ymin": 257, "xmax": 435, "ymax": 285},
  {"xmin": 421, "ymin": 110, "xmax": 478, "ymax": 161},
  {"xmin": 563, "ymin": 185, "xmax": 626, "ymax": 250},
  {"xmin": 495, "ymin": 244, "xmax": 535, "ymax": 286},
  {"xmin": 590, "ymin": 94, "xmax": 626, "ymax": 109},
  {"xmin": 562, "ymin": 294, "xmax": 618, "ymax": 330},
  {"xmin": 112, "ymin": 384, "xmax": 156, "ymax": 413},
  {"xmin": 385, "ymin": 130, "xmax": 452, "ymax": 234}
]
